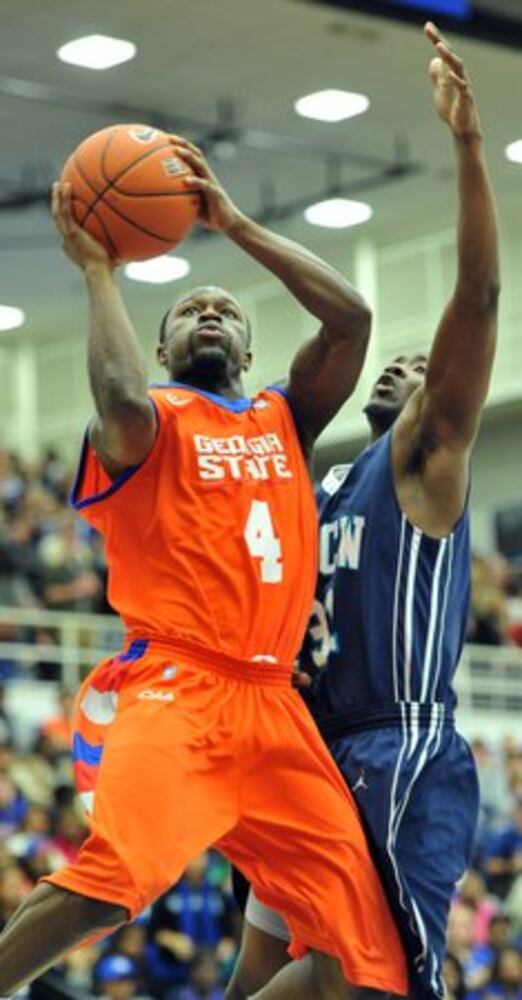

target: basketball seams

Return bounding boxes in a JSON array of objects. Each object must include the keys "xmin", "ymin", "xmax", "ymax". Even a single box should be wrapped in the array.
[
  {"xmin": 103, "ymin": 188, "xmax": 201, "ymax": 200},
  {"xmin": 88, "ymin": 190, "xmax": 192, "ymax": 244},
  {"xmin": 71, "ymin": 194, "xmax": 119, "ymax": 257},
  {"xmin": 100, "ymin": 136, "xmax": 184, "ymax": 194},
  {"xmin": 65, "ymin": 125, "xmax": 199, "ymax": 254}
]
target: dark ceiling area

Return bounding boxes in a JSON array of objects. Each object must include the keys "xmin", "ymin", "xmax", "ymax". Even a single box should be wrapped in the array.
[{"xmin": 306, "ymin": 0, "xmax": 522, "ymax": 47}]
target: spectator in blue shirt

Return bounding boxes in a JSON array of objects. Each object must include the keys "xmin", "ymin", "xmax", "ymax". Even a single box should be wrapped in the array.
[
  {"xmin": 169, "ymin": 950, "xmax": 225, "ymax": 1000},
  {"xmin": 484, "ymin": 798, "xmax": 522, "ymax": 899}
]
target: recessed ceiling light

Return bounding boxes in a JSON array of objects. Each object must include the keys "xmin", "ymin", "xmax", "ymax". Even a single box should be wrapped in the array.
[
  {"xmin": 505, "ymin": 140, "xmax": 522, "ymax": 164},
  {"xmin": 295, "ymin": 89, "xmax": 370, "ymax": 123},
  {"xmin": 57, "ymin": 34, "xmax": 137, "ymax": 71},
  {"xmin": 0, "ymin": 305, "xmax": 26, "ymax": 331},
  {"xmin": 304, "ymin": 198, "xmax": 373, "ymax": 229},
  {"xmin": 124, "ymin": 256, "xmax": 191, "ymax": 285}
]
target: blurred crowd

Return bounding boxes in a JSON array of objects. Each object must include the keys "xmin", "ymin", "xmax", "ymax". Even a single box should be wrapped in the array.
[
  {"xmin": 1, "ymin": 445, "xmax": 522, "ymax": 665},
  {"xmin": 445, "ymin": 737, "xmax": 522, "ymax": 1000},
  {"xmin": 0, "ymin": 446, "xmax": 113, "ymax": 680}
]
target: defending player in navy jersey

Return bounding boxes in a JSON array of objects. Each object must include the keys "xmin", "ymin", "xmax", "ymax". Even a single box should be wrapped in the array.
[{"xmin": 227, "ymin": 21, "xmax": 500, "ymax": 1000}]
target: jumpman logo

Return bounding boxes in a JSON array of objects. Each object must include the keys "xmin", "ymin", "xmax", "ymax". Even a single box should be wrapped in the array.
[{"xmin": 351, "ymin": 769, "xmax": 369, "ymax": 793}]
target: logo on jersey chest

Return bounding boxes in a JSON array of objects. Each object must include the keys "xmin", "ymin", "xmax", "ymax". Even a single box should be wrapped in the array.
[
  {"xmin": 193, "ymin": 432, "xmax": 293, "ymax": 482},
  {"xmin": 320, "ymin": 515, "xmax": 366, "ymax": 574}
]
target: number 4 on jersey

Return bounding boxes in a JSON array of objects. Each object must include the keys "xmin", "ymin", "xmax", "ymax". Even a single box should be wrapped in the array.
[{"xmin": 244, "ymin": 500, "xmax": 283, "ymax": 583}]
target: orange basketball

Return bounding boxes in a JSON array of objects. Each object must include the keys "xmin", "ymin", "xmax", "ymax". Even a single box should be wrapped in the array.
[{"xmin": 61, "ymin": 124, "xmax": 200, "ymax": 261}]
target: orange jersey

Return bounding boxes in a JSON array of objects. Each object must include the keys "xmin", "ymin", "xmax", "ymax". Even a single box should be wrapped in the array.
[{"xmin": 72, "ymin": 384, "xmax": 318, "ymax": 666}]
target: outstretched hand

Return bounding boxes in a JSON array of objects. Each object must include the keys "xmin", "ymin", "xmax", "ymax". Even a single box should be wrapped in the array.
[
  {"xmin": 51, "ymin": 182, "xmax": 118, "ymax": 272},
  {"xmin": 169, "ymin": 136, "xmax": 243, "ymax": 234},
  {"xmin": 425, "ymin": 21, "xmax": 482, "ymax": 142}
]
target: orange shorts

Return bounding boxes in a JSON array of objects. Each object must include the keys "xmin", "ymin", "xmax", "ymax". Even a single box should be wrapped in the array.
[{"xmin": 45, "ymin": 638, "xmax": 407, "ymax": 994}]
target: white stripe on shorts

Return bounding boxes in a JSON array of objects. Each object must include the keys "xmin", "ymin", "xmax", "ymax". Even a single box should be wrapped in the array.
[{"xmin": 245, "ymin": 888, "xmax": 291, "ymax": 943}]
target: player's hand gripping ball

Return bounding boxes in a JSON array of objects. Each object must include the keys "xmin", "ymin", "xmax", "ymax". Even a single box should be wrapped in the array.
[{"xmin": 60, "ymin": 124, "xmax": 201, "ymax": 261}]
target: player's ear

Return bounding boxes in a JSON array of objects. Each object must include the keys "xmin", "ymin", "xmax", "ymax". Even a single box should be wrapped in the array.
[
  {"xmin": 157, "ymin": 343, "xmax": 168, "ymax": 368},
  {"xmin": 242, "ymin": 350, "xmax": 253, "ymax": 372}
]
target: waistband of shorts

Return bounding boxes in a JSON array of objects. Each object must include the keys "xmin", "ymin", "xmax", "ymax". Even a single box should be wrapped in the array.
[
  {"xmin": 124, "ymin": 633, "xmax": 293, "ymax": 686},
  {"xmin": 314, "ymin": 700, "xmax": 455, "ymax": 740}
]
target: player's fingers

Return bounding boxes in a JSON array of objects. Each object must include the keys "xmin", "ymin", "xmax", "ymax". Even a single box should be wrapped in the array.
[
  {"xmin": 291, "ymin": 670, "xmax": 312, "ymax": 690},
  {"xmin": 169, "ymin": 134, "xmax": 203, "ymax": 157},
  {"xmin": 436, "ymin": 40, "xmax": 467, "ymax": 79},
  {"xmin": 60, "ymin": 183, "xmax": 78, "ymax": 237},
  {"xmin": 172, "ymin": 143, "xmax": 214, "ymax": 180},
  {"xmin": 182, "ymin": 175, "xmax": 212, "ymax": 192},
  {"xmin": 448, "ymin": 70, "xmax": 473, "ymax": 95},
  {"xmin": 424, "ymin": 20, "xmax": 441, "ymax": 45},
  {"xmin": 51, "ymin": 183, "xmax": 61, "ymax": 223},
  {"xmin": 52, "ymin": 184, "xmax": 70, "ymax": 238}
]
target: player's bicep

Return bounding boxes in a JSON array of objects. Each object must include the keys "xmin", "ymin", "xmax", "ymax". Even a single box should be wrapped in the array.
[
  {"xmin": 286, "ymin": 324, "xmax": 369, "ymax": 450},
  {"xmin": 90, "ymin": 398, "xmax": 157, "ymax": 480}
]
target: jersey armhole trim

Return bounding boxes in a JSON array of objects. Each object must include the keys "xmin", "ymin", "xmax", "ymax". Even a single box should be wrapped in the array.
[{"xmin": 70, "ymin": 399, "xmax": 160, "ymax": 512}]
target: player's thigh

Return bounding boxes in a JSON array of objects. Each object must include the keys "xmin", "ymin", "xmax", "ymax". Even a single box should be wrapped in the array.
[
  {"xmin": 225, "ymin": 919, "xmax": 290, "ymax": 1000},
  {"xmin": 76, "ymin": 691, "xmax": 241, "ymax": 912}
]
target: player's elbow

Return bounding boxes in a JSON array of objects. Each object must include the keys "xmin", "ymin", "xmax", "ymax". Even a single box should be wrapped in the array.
[
  {"xmin": 329, "ymin": 299, "xmax": 372, "ymax": 348},
  {"xmin": 456, "ymin": 276, "xmax": 501, "ymax": 316}
]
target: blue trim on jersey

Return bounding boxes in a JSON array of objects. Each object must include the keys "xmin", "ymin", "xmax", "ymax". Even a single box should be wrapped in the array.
[
  {"xmin": 69, "ymin": 400, "xmax": 160, "ymax": 512},
  {"xmin": 266, "ymin": 383, "xmax": 288, "ymax": 400},
  {"xmin": 119, "ymin": 639, "xmax": 149, "ymax": 663},
  {"xmin": 72, "ymin": 732, "xmax": 104, "ymax": 766},
  {"xmin": 150, "ymin": 381, "xmax": 254, "ymax": 412}
]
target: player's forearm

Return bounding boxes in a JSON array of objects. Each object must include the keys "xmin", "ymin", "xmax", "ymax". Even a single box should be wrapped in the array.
[
  {"xmin": 84, "ymin": 263, "xmax": 149, "ymax": 419},
  {"xmin": 454, "ymin": 136, "xmax": 500, "ymax": 308},
  {"xmin": 226, "ymin": 212, "xmax": 371, "ymax": 337}
]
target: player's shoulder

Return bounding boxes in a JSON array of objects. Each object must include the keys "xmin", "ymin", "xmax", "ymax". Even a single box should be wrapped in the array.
[
  {"xmin": 148, "ymin": 383, "xmax": 200, "ymax": 412},
  {"xmin": 319, "ymin": 464, "xmax": 353, "ymax": 498}
]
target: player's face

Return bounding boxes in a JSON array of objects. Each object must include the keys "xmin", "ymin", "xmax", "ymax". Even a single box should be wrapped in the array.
[
  {"xmin": 157, "ymin": 287, "xmax": 252, "ymax": 384},
  {"xmin": 364, "ymin": 354, "xmax": 428, "ymax": 433}
]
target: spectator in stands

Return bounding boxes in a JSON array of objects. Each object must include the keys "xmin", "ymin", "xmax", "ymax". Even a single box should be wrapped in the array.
[
  {"xmin": 458, "ymin": 870, "xmax": 500, "ymax": 945},
  {"xmin": 0, "ymin": 861, "xmax": 32, "ymax": 929},
  {"xmin": 0, "ymin": 688, "xmax": 15, "ymax": 748},
  {"xmin": 39, "ymin": 688, "xmax": 74, "ymax": 756},
  {"xmin": 0, "ymin": 448, "xmax": 26, "ymax": 515},
  {"xmin": 37, "ymin": 511, "xmax": 103, "ymax": 613},
  {"xmin": 483, "ymin": 946, "xmax": 522, "ymax": 1000},
  {"xmin": 95, "ymin": 953, "xmax": 152, "ymax": 1000},
  {"xmin": 102, "ymin": 921, "xmax": 150, "ymax": 986},
  {"xmin": 468, "ymin": 555, "xmax": 508, "ymax": 646},
  {"xmin": 447, "ymin": 899, "xmax": 494, "ymax": 992},
  {"xmin": 50, "ymin": 805, "xmax": 87, "ymax": 864},
  {"xmin": 443, "ymin": 952, "xmax": 466, "ymax": 1000},
  {"xmin": 61, "ymin": 942, "xmax": 102, "ymax": 991},
  {"xmin": 170, "ymin": 949, "xmax": 225, "ymax": 1000},
  {"xmin": 147, "ymin": 853, "xmax": 236, "ymax": 991},
  {"xmin": 483, "ymin": 797, "xmax": 522, "ymax": 900},
  {"xmin": 0, "ymin": 774, "xmax": 27, "ymax": 838}
]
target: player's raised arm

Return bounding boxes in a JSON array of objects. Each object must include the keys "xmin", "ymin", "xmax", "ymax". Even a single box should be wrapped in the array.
[
  {"xmin": 51, "ymin": 182, "xmax": 156, "ymax": 479},
  {"xmin": 173, "ymin": 138, "xmax": 371, "ymax": 451},
  {"xmin": 411, "ymin": 24, "xmax": 500, "ymax": 455}
]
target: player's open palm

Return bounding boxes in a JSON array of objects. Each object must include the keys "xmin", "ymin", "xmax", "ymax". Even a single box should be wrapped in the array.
[
  {"xmin": 52, "ymin": 181, "xmax": 118, "ymax": 271},
  {"xmin": 425, "ymin": 22, "xmax": 482, "ymax": 142}
]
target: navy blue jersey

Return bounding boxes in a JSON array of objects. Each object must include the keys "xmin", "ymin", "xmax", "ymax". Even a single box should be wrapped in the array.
[{"xmin": 303, "ymin": 430, "xmax": 471, "ymax": 722}]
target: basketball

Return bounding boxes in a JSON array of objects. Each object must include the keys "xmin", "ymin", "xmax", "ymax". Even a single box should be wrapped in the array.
[{"xmin": 60, "ymin": 124, "xmax": 201, "ymax": 261}]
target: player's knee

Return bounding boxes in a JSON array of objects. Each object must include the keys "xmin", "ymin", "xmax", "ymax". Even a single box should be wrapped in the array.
[{"xmin": 311, "ymin": 951, "xmax": 353, "ymax": 1000}]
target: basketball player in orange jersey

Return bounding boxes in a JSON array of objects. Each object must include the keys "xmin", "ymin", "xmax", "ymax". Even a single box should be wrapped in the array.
[{"xmin": 0, "ymin": 127, "xmax": 408, "ymax": 997}]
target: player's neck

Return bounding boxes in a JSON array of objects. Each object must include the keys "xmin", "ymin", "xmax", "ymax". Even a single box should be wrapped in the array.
[{"xmin": 173, "ymin": 371, "xmax": 247, "ymax": 400}]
